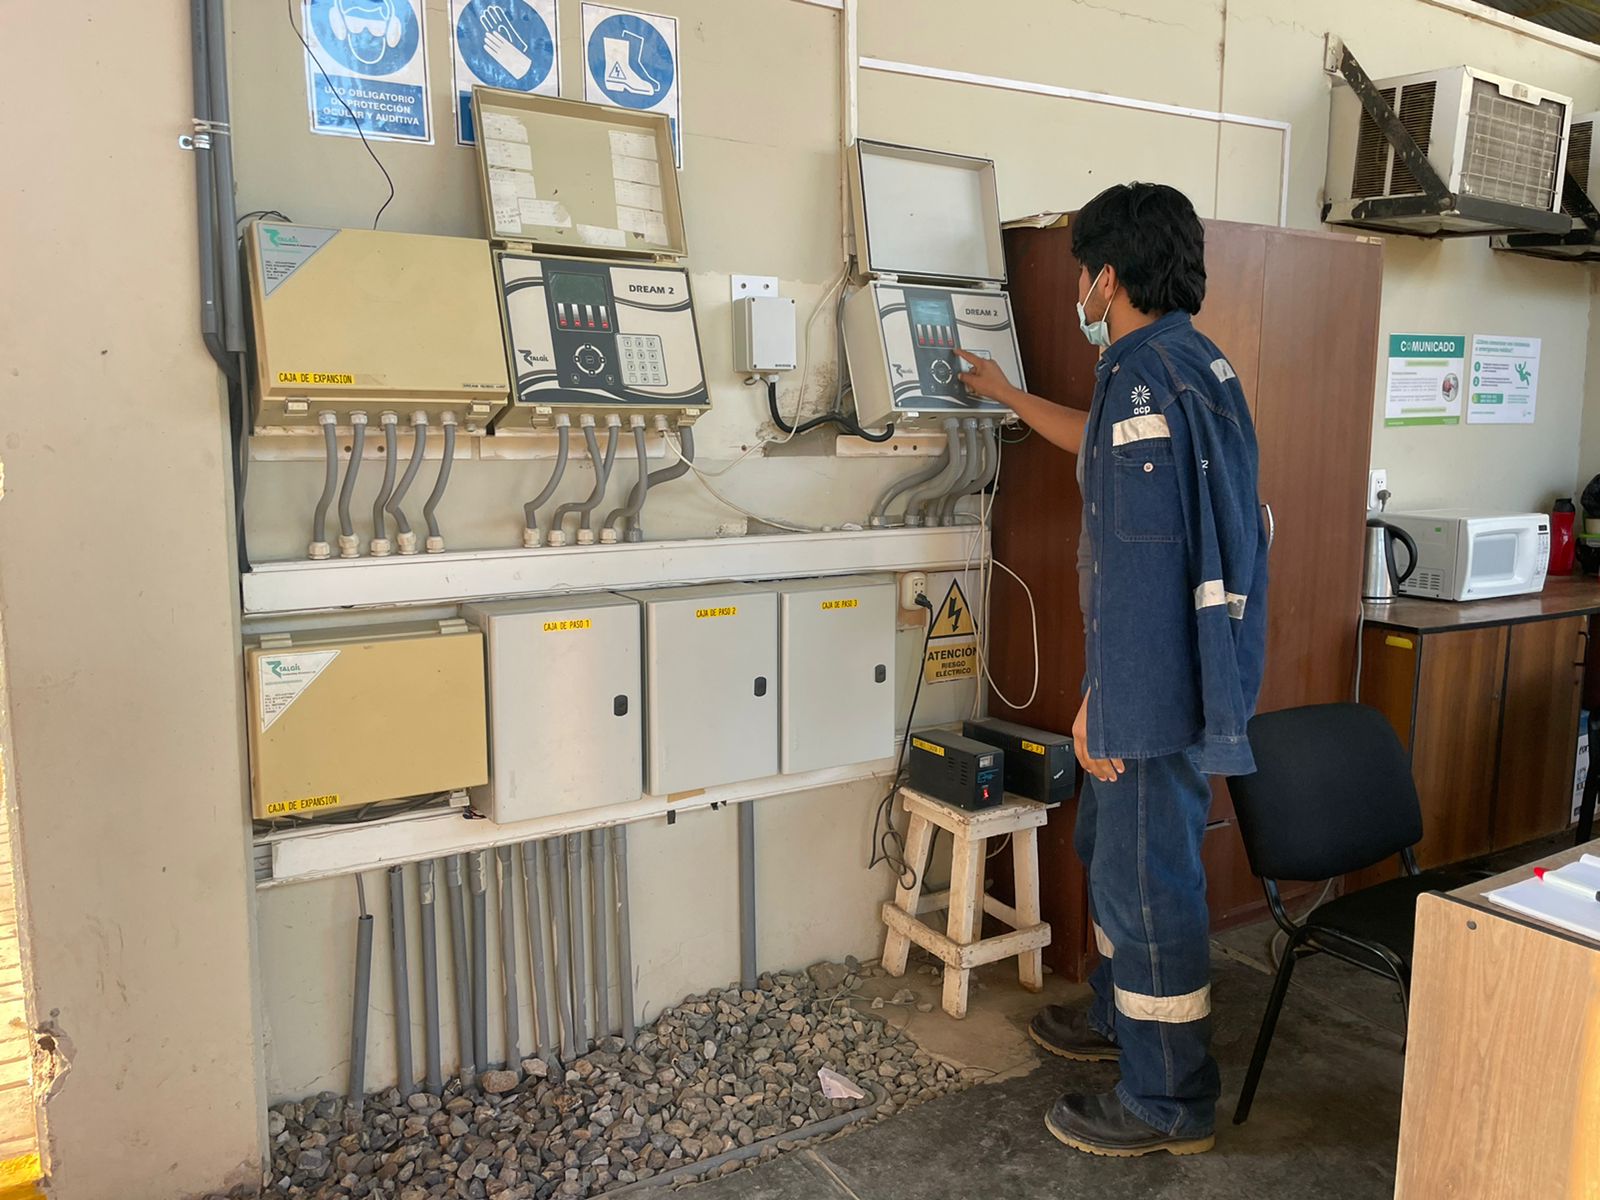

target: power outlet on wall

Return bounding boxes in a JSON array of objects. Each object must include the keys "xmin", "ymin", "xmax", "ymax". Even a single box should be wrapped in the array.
[{"xmin": 1368, "ymin": 468, "xmax": 1388, "ymax": 511}]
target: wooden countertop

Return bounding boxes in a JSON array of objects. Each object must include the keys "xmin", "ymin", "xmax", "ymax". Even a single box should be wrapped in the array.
[{"xmin": 1363, "ymin": 573, "xmax": 1600, "ymax": 632}]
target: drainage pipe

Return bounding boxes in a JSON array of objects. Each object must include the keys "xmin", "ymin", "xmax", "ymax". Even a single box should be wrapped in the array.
[
  {"xmin": 567, "ymin": 834, "xmax": 590, "ymax": 1052},
  {"xmin": 496, "ymin": 845, "xmax": 521, "ymax": 1070},
  {"xmin": 546, "ymin": 837, "xmax": 577, "ymax": 1061},
  {"xmin": 739, "ymin": 803, "xmax": 757, "ymax": 989},
  {"xmin": 468, "ymin": 850, "xmax": 490, "ymax": 1072},
  {"xmin": 519, "ymin": 839, "xmax": 553, "ymax": 1060},
  {"xmin": 203, "ymin": 0, "xmax": 244, "ymax": 352},
  {"xmin": 347, "ymin": 875, "xmax": 374, "ymax": 1114},
  {"xmin": 589, "ymin": 828, "xmax": 611, "ymax": 1038},
  {"xmin": 387, "ymin": 865, "xmax": 414, "ymax": 1095},
  {"xmin": 611, "ymin": 826, "xmax": 636, "ymax": 1045},
  {"xmin": 418, "ymin": 859, "xmax": 443, "ymax": 1094},
  {"xmin": 445, "ymin": 855, "xmax": 475, "ymax": 1086}
]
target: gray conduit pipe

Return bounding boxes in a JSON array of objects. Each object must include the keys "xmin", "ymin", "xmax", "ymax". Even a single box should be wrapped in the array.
[
  {"xmin": 546, "ymin": 838, "xmax": 577, "ymax": 1061},
  {"xmin": 871, "ymin": 418, "xmax": 958, "ymax": 526},
  {"xmin": 422, "ymin": 413, "xmax": 456, "ymax": 554},
  {"xmin": 567, "ymin": 835, "xmax": 591, "ymax": 1052},
  {"xmin": 445, "ymin": 855, "xmax": 475, "ymax": 1087},
  {"xmin": 604, "ymin": 1087, "xmax": 886, "ymax": 1196},
  {"xmin": 337, "ymin": 412, "xmax": 367, "ymax": 558},
  {"xmin": 496, "ymin": 846, "xmax": 521, "ymax": 1071},
  {"xmin": 589, "ymin": 829, "xmax": 611, "ymax": 1039},
  {"xmin": 309, "ymin": 412, "xmax": 338, "ymax": 560},
  {"xmin": 738, "ymin": 803, "xmax": 757, "ymax": 989},
  {"xmin": 203, "ymin": 0, "xmax": 244, "ymax": 353},
  {"xmin": 548, "ymin": 420, "xmax": 600, "ymax": 547},
  {"xmin": 936, "ymin": 419, "xmax": 983, "ymax": 525},
  {"xmin": 522, "ymin": 417, "xmax": 571, "ymax": 547},
  {"xmin": 611, "ymin": 826, "xmax": 636, "ymax": 1045},
  {"xmin": 519, "ymin": 840, "xmax": 553, "ymax": 1061},
  {"xmin": 904, "ymin": 420, "xmax": 971, "ymax": 526},
  {"xmin": 952, "ymin": 421, "xmax": 1001, "ymax": 522},
  {"xmin": 555, "ymin": 419, "xmax": 620, "ymax": 546},
  {"xmin": 348, "ymin": 875, "xmax": 374, "ymax": 1115},
  {"xmin": 370, "ymin": 412, "xmax": 399, "ymax": 556},
  {"xmin": 387, "ymin": 412, "xmax": 429, "ymax": 555},
  {"xmin": 387, "ymin": 865, "xmax": 415, "ymax": 1095},
  {"xmin": 188, "ymin": 0, "xmax": 221, "ymax": 350},
  {"xmin": 468, "ymin": 850, "xmax": 490, "ymax": 1072},
  {"xmin": 417, "ymin": 860, "xmax": 443, "ymax": 1094},
  {"xmin": 629, "ymin": 424, "xmax": 692, "ymax": 542},
  {"xmin": 602, "ymin": 422, "xmax": 651, "ymax": 542}
]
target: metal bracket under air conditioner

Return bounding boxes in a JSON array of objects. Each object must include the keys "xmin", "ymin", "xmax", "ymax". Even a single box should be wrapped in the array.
[{"xmin": 1325, "ymin": 43, "xmax": 1571, "ymax": 239}]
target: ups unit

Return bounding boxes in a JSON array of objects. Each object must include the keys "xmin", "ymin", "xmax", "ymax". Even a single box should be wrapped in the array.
[
  {"xmin": 963, "ymin": 718, "xmax": 1073, "ymax": 805},
  {"xmin": 776, "ymin": 575, "xmax": 895, "ymax": 773},
  {"xmin": 1325, "ymin": 65, "xmax": 1572, "ymax": 236},
  {"xmin": 908, "ymin": 730, "xmax": 1002, "ymax": 811},
  {"xmin": 464, "ymin": 595, "xmax": 643, "ymax": 823},
  {"xmin": 244, "ymin": 621, "xmax": 488, "ymax": 820}
]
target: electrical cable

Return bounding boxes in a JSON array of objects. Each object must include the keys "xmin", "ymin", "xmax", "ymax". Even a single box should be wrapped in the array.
[
  {"xmin": 761, "ymin": 377, "xmax": 894, "ymax": 442},
  {"xmin": 370, "ymin": 414, "xmax": 399, "ymax": 554},
  {"xmin": 422, "ymin": 415, "xmax": 456, "ymax": 552},
  {"xmin": 236, "ymin": 208, "xmax": 291, "ymax": 229},
  {"xmin": 576, "ymin": 421, "xmax": 621, "ymax": 540},
  {"xmin": 630, "ymin": 424, "xmax": 690, "ymax": 542},
  {"xmin": 868, "ymin": 594, "xmax": 937, "ymax": 890},
  {"xmin": 284, "ymin": 0, "xmax": 395, "ymax": 229},
  {"xmin": 309, "ymin": 413, "xmax": 338, "ymax": 558},
  {"xmin": 603, "ymin": 423, "xmax": 652, "ymax": 536},
  {"xmin": 386, "ymin": 414, "xmax": 428, "ymax": 548},
  {"xmin": 336, "ymin": 413, "xmax": 367, "ymax": 557},
  {"xmin": 663, "ymin": 434, "xmax": 834, "ymax": 534},
  {"xmin": 522, "ymin": 418, "xmax": 570, "ymax": 546}
]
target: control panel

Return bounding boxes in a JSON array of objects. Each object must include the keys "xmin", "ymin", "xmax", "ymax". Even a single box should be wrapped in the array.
[
  {"xmin": 494, "ymin": 254, "xmax": 709, "ymax": 428},
  {"xmin": 842, "ymin": 281, "xmax": 1023, "ymax": 428}
]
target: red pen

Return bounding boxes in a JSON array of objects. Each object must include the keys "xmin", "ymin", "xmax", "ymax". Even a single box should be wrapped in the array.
[{"xmin": 1533, "ymin": 867, "xmax": 1600, "ymax": 902}]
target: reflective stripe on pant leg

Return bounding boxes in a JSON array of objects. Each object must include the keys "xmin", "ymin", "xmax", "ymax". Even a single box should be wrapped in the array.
[
  {"xmin": 1114, "ymin": 982, "xmax": 1210, "ymax": 1023},
  {"xmin": 1093, "ymin": 922, "xmax": 1115, "ymax": 959}
]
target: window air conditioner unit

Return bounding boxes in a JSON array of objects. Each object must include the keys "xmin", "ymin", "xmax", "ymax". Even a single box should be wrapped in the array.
[
  {"xmin": 1324, "ymin": 64, "xmax": 1573, "ymax": 237},
  {"xmin": 1492, "ymin": 111, "xmax": 1600, "ymax": 261}
]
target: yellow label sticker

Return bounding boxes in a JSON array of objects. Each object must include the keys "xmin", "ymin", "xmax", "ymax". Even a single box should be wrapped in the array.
[
  {"xmin": 1021, "ymin": 740, "xmax": 1045, "ymax": 755},
  {"xmin": 924, "ymin": 640, "xmax": 978, "ymax": 683},
  {"xmin": 820, "ymin": 598, "xmax": 859, "ymax": 610},
  {"xmin": 277, "ymin": 371, "xmax": 355, "ymax": 385},
  {"xmin": 266, "ymin": 794, "xmax": 341, "ymax": 816},
  {"xmin": 695, "ymin": 606, "xmax": 738, "ymax": 619},
  {"xmin": 928, "ymin": 580, "xmax": 977, "ymax": 638},
  {"xmin": 1385, "ymin": 635, "xmax": 1415, "ymax": 650},
  {"xmin": 911, "ymin": 737, "xmax": 944, "ymax": 757},
  {"xmin": 543, "ymin": 619, "xmax": 592, "ymax": 632}
]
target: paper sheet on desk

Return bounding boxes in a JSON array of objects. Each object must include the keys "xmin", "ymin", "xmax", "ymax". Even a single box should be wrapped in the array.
[{"xmin": 1485, "ymin": 854, "xmax": 1600, "ymax": 942}]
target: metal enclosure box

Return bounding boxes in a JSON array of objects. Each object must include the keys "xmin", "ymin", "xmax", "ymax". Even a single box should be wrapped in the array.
[
  {"xmin": 733, "ymin": 296, "xmax": 797, "ymax": 373},
  {"xmin": 776, "ymin": 575, "xmax": 895, "ymax": 773},
  {"xmin": 618, "ymin": 584, "xmax": 777, "ymax": 794},
  {"xmin": 244, "ymin": 222, "xmax": 510, "ymax": 431},
  {"xmin": 1325, "ymin": 66, "xmax": 1572, "ymax": 235},
  {"xmin": 843, "ymin": 140, "xmax": 1022, "ymax": 427},
  {"xmin": 464, "ymin": 595, "xmax": 643, "ymax": 823},
  {"xmin": 245, "ymin": 623, "xmax": 488, "ymax": 820}
]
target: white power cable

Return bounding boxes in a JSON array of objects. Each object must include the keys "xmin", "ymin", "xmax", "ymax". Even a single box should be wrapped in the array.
[
  {"xmin": 766, "ymin": 266, "xmax": 849, "ymax": 445},
  {"xmin": 662, "ymin": 434, "xmax": 833, "ymax": 534}
]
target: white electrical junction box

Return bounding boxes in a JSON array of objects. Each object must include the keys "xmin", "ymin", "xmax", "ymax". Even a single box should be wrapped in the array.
[
  {"xmin": 470, "ymin": 89, "xmax": 710, "ymax": 431},
  {"xmin": 618, "ymin": 584, "xmax": 778, "ymax": 795},
  {"xmin": 243, "ymin": 222, "xmax": 511, "ymax": 432},
  {"xmin": 776, "ymin": 575, "xmax": 895, "ymax": 773},
  {"xmin": 842, "ymin": 140, "xmax": 1025, "ymax": 429},
  {"xmin": 464, "ymin": 594, "xmax": 643, "ymax": 823}
]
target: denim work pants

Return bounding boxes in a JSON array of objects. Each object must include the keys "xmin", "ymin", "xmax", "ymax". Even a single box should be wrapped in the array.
[{"xmin": 1074, "ymin": 752, "xmax": 1220, "ymax": 1135}]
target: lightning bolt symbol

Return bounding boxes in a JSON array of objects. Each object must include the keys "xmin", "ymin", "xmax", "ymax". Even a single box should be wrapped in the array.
[{"xmin": 947, "ymin": 595, "xmax": 963, "ymax": 628}]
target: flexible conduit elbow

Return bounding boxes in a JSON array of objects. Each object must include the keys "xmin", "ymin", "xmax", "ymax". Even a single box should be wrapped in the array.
[
  {"xmin": 522, "ymin": 419, "xmax": 571, "ymax": 547},
  {"xmin": 309, "ymin": 413, "xmax": 338, "ymax": 559},
  {"xmin": 422, "ymin": 414, "xmax": 456, "ymax": 553},
  {"xmin": 548, "ymin": 422, "xmax": 601, "ymax": 547},
  {"xmin": 870, "ymin": 418, "xmax": 958, "ymax": 526},
  {"xmin": 903, "ymin": 420, "xmax": 968, "ymax": 524},
  {"xmin": 336, "ymin": 413, "xmax": 367, "ymax": 557},
  {"xmin": 370, "ymin": 413, "xmax": 399, "ymax": 555},
  {"xmin": 629, "ymin": 425, "xmax": 692, "ymax": 542},
  {"xmin": 386, "ymin": 412, "xmax": 429, "ymax": 554},
  {"xmin": 936, "ymin": 419, "xmax": 983, "ymax": 524},
  {"xmin": 603, "ymin": 424, "xmax": 651, "ymax": 541}
]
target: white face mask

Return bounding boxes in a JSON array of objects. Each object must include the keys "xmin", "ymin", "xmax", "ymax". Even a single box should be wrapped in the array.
[{"xmin": 1076, "ymin": 266, "xmax": 1114, "ymax": 348}]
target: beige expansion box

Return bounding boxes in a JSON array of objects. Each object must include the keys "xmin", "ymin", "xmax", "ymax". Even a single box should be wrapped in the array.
[
  {"xmin": 244, "ymin": 221, "xmax": 511, "ymax": 431},
  {"xmin": 245, "ymin": 621, "xmax": 488, "ymax": 820}
]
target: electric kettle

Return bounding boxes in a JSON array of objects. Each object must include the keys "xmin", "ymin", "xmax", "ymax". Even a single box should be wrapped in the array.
[{"xmin": 1363, "ymin": 517, "xmax": 1419, "ymax": 602}]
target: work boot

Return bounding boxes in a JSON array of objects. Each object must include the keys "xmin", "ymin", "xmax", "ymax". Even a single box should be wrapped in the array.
[
  {"xmin": 1045, "ymin": 1091, "xmax": 1215, "ymax": 1158},
  {"xmin": 1028, "ymin": 1002, "xmax": 1120, "ymax": 1062}
]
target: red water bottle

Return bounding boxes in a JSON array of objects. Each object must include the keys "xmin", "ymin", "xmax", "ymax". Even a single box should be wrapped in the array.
[{"xmin": 1550, "ymin": 498, "xmax": 1577, "ymax": 578}]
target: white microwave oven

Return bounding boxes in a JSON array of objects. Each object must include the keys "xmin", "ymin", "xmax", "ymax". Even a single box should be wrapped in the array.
[{"xmin": 1381, "ymin": 510, "xmax": 1550, "ymax": 601}]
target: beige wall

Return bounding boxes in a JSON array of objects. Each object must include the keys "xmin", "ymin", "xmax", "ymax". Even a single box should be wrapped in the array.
[{"xmin": 0, "ymin": 3, "xmax": 264, "ymax": 1198}]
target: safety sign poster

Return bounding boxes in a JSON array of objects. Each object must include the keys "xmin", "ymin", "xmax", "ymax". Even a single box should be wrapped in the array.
[
  {"xmin": 582, "ymin": 4, "xmax": 683, "ymax": 167},
  {"xmin": 1467, "ymin": 334, "xmax": 1540, "ymax": 425},
  {"xmin": 1383, "ymin": 333, "xmax": 1465, "ymax": 427},
  {"xmin": 451, "ymin": 0, "xmax": 560, "ymax": 145},
  {"xmin": 302, "ymin": 0, "xmax": 432, "ymax": 144},
  {"xmin": 924, "ymin": 580, "xmax": 978, "ymax": 684}
]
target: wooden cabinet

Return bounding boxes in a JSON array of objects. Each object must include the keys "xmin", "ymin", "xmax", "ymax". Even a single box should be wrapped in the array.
[
  {"xmin": 1358, "ymin": 613, "xmax": 1585, "ymax": 872},
  {"xmin": 989, "ymin": 219, "xmax": 1383, "ymax": 977}
]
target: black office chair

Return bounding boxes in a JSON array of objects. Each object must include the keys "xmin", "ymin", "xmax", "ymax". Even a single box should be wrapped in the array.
[{"xmin": 1225, "ymin": 703, "xmax": 1480, "ymax": 1125}]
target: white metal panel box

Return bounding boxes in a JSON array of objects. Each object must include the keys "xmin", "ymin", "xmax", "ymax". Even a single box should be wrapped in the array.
[
  {"xmin": 618, "ymin": 584, "xmax": 778, "ymax": 794},
  {"xmin": 776, "ymin": 575, "xmax": 895, "ymax": 773},
  {"xmin": 464, "ymin": 594, "xmax": 643, "ymax": 822}
]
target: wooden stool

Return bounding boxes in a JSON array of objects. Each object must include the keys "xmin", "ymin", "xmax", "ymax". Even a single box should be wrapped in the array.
[{"xmin": 880, "ymin": 786, "xmax": 1052, "ymax": 1018}]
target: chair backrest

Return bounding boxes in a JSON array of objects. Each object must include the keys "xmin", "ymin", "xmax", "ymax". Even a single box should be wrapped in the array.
[{"xmin": 1226, "ymin": 703, "xmax": 1424, "ymax": 882}]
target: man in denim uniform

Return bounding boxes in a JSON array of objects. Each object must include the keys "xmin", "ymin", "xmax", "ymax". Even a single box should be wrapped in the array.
[{"xmin": 957, "ymin": 182, "xmax": 1268, "ymax": 1157}]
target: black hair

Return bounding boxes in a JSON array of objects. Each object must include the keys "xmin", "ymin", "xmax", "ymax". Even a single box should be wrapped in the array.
[{"xmin": 1070, "ymin": 182, "xmax": 1206, "ymax": 315}]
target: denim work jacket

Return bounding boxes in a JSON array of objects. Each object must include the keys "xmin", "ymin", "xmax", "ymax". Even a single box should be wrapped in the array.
[{"xmin": 1080, "ymin": 311, "xmax": 1268, "ymax": 776}]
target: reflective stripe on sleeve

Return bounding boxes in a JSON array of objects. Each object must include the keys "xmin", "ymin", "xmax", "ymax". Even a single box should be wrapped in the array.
[
  {"xmin": 1111, "ymin": 414, "xmax": 1171, "ymax": 446},
  {"xmin": 1195, "ymin": 580, "xmax": 1248, "ymax": 619},
  {"xmin": 1114, "ymin": 983, "xmax": 1211, "ymax": 1024}
]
